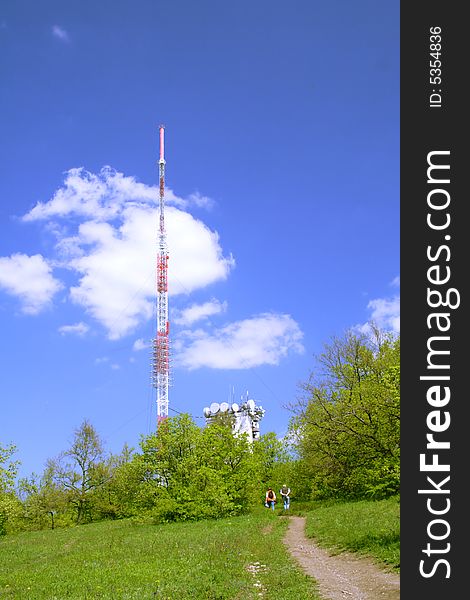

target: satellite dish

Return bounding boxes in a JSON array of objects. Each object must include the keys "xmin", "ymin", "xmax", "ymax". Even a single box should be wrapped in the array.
[
  {"xmin": 247, "ymin": 399, "xmax": 255, "ymax": 411},
  {"xmin": 203, "ymin": 407, "xmax": 211, "ymax": 418},
  {"xmin": 231, "ymin": 403, "xmax": 239, "ymax": 413},
  {"xmin": 220, "ymin": 402, "xmax": 229, "ymax": 412},
  {"xmin": 210, "ymin": 402, "xmax": 220, "ymax": 414}
]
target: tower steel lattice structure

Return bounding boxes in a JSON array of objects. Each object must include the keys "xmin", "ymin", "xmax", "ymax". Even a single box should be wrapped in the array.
[{"xmin": 152, "ymin": 125, "xmax": 170, "ymax": 425}]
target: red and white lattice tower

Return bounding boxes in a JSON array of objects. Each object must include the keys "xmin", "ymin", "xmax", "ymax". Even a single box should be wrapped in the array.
[{"xmin": 152, "ymin": 125, "xmax": 170, "ymax": 425}]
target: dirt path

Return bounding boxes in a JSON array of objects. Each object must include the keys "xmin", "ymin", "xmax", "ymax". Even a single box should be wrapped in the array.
[{"xmin": 283, "ymin": 516, "xmax": 400, "ymax": 600}]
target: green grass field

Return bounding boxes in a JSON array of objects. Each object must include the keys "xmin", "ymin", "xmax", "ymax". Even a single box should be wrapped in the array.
[
  {"xmin": 0, "ymin": 510, "xmax": 318, "ymax": 600},
  {"xmin": 0, "ymin": 497, "xmax": 400, "ymax": 598}
]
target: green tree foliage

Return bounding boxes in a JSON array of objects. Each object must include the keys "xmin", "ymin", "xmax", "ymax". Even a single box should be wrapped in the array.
[
  {"xmin": 0, "ymin": 443, "xmax": 21, "ymax": 535},
  {"xmin": 290, "ymin": 327, "xmax": 400, "ymax": 499},
  {"xmin": 15, "ymin": 434, "xmax": 138, "ymax": 530},
  {"xmin": 93, "ymin": 414, "xmax": 292, "ymax": 523},
  {"xmin": 5, "ymin": 416, "xmax": 296, "ymax": 534},
  {"xmin": 137, "ymin": 413, "xmax": 262, "ymax": 522},
  {"xmin": 90, "ymin": 443, "xmax": 141, "ymax": 520},
  {"xmin": 48, "ymin": 420, "xmax": 109, "ymax": 523},
  {"xmin": 18, "ymin": 469, "xmax": 68, "ymax": 530}
]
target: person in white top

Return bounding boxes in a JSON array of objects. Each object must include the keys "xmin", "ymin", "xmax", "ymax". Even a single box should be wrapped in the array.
[{"xmin": 280, "ymin": 484, "xmax": 291, "ymax": 510}]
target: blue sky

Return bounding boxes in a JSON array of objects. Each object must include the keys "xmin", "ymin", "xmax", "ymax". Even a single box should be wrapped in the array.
[{"xmin": 0, "ymin": 1, "xmax": 399, "ymax": 479}]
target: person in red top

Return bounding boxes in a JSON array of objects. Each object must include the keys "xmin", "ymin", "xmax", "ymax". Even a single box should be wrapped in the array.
[{"xmin": 265, "ymin": 487, "xmax": 276, "ymax": 511}]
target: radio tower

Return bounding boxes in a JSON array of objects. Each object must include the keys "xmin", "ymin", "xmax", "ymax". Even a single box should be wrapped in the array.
[{"xmin": 152, "ymin": 125, "xmax": 170, "ymax": 425}]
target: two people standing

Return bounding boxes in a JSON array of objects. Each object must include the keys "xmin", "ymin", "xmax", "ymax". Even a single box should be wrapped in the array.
[{"xmin": 265, "ymin": 484, "xmax": 291, "ymax": 511}]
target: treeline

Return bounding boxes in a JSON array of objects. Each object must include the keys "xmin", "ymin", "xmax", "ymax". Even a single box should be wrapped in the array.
[
  {"xmin": 289, "ymin": 326, "xmax": 400, "ymax": 499},
  {"xmin": 1, "ymin": 417, "xmax": 289, "ymax": 533},
  {"xmin": 0, "ymin": 326, "xmax": 399, "ymax": 535}
]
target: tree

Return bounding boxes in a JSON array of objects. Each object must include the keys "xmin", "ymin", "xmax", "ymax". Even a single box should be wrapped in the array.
[
  {"xmin": 251, "ymin": 432, "xmax": 285, "ymax": 484},
  {"xmin": 48, "ymin": 420, "xmax": 108, "ymax": 523},
  {"xmin": 18, "ymin": 469, "xmax": 67, "ymax": 530},
  {"xmin": 90, "ymin": 443, "xmax": 140, "ymax": 520},
  {"xmin": 137, "ymin": 413, "xmax": 271, "ymax": 521},
  {"xmin": 0, "ymin": 443, "xmax": 20, "ymax": 535},
  {"xmin": 0, "ymin": 443, "xmax": 18, "ymax": 489},
  {"xmin": 290, "ymin": 327, "xmax": 400, "ymax": 499},
  {"xmin": 200, "ymin": 418, "xmax": 258, "ymax": 512}
]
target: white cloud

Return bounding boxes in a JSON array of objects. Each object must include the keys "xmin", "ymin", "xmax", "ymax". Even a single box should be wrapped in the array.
[
  {"xmin": 23, "ymin": 167, "xmax": 145, "ymax": 222},
  {"xmin": 185, "ymin": 192, "xmax": 214, "ymax": 210},
  {"xmin": 64, "ymin": 205, "xmax": 234, "ymax": 339},
  {"xmin": 133, "ymin": 338, "xmax": 149, "ymax": 351},
  {"xmin": 356, "ymin": 277, "xmax": 400, "ymax": 334},
  {"xmin": 367, "ymin": 296, "xmax": 400, "ymax": 333},
  {"xmin": 58, "ymin": 322, "xmax": 89, "ymax": 336},
  {"xmin": 173, "ymin": 298, "xmax": 227, "ymax": 326},
  {"xmin": 4, "ymin": 168, "xmax": 305, "ymax": 373},
  {"xmin": 175, "ymin": 313, "xmax": 304, "ymax": 370},
  {"xmin": 19, "ymin": 167, "xmax": 234, "ymax": 339},
  {"xmin": 52, "ymin": 25, "xmax": 70, "ymax": 42},
  {"xmin": 22, "ymin": 167, "xmax": 212, "ymax": 223},
  {"xmin": 167, "ymin": 208, "xmax": 235, "ymax": 293},
  {"xmin": 0, "ymin": 253, "xmax": 62, "ymax": 314}
]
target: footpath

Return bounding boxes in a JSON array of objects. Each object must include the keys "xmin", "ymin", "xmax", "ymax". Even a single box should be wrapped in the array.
[{"xmin": 283, "ymin": 516, "xmax": 400, "ymax": 600}]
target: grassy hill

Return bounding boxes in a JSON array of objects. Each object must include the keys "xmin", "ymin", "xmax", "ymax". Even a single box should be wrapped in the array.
[
  {"xmin": 0, "ymin": 509, "xmax": 318, "ymax": 600},
  {"xmin": 0, "ymin": 497, "xmax": 399, "ymax": 599},
  {"xmin": 299, "ymin": 496, "xmax": 400, "ymax": 569}
]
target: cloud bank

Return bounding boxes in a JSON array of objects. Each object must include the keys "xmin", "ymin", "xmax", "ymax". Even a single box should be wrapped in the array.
[
  {"xmin": 12, "ymin": 167, "xmax": 234, "ymax": 339},
  {"xmin": 1, "ymin": 166, "xmax": 305, "ymax": 370},
  {"xmin": 174, "ymin": 313, "xmax": 304, "ymax": 370}
]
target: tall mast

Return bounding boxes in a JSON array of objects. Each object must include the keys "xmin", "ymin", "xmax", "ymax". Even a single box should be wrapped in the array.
[{"xmin": 152, "ymin": 124, "xmax": 170, "ymax": 425}]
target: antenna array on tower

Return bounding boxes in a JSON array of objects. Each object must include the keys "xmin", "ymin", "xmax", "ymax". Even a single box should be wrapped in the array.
[{"xmin": 152, "ymin": 125, "xmax": 170, "ymax": 426}]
